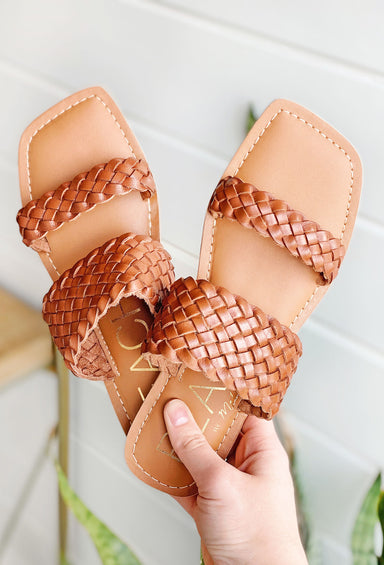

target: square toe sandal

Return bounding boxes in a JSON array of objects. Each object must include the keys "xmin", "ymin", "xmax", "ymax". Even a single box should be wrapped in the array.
[
  {"xmin": 16, "ymin": 86, "xmax": 174, "ymax": 434},
  {"xmin": 124, "ymin": 99, "xmax": 362, "ymax": 496}
]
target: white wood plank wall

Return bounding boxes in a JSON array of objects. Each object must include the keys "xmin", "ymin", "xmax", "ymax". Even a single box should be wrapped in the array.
[{"xmin": 0, "ymin": 1, "xmax": 382, "ymax": 563}]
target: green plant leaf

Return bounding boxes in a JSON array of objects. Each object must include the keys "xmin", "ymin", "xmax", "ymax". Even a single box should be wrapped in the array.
[
  {"xmin": 290, "ymin": 451, "xmax": 321, "ymax": 564},
  {"xmin": 290, "ymin": 450, "xmax": 310, "ymax": 548},
  {"xmin": 55, "ymin": 461, "xmax": 142, "ymax": 565},
  {"xmin": 60, "ymin": 552, "xmax": 72, "ymax": 565},
  {"xmin": 378, "ymin": 491, "xmax": 384, "ymax": 563},
  {"xmin": 246, "ymin": 106, "xmax": 258, "ymax": 133},
  {"xmin": 351, "ymin": 473, "xmax": 381, "ymax": 564},
  {"xmin": 274, "ymin": 416, "xmax": 321, "ymax": 564}
]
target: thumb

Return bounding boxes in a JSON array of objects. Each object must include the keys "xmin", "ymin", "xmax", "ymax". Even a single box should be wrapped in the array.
[{"xmin": 164, "ymin": 399, "xmax": 225, "ymax": 493}]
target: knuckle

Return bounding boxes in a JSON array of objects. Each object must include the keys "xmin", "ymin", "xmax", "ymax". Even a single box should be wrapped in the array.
[
  {"xmin": 179, "ymin": 432, "xmax": 207, "ymax": 453},
  {"xmin": 205, "ymin": 467, "xmax": 237, "ymax": 500}
]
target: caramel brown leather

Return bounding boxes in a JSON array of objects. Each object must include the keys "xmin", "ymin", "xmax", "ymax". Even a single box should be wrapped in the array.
[
  {"xmin": 43, "ymin": 233, "xmax": 174, "ymax": 380},
  {"xmin": 125, "ymin": 99, "xmax": 362, "ymax": 496},
  {"xmin": 210, "ymin": 176, "xmax": 345, "ymax": 284},
  {"xmin": 17, "ymin": 157, "xmax": 155, "ymax": 252},
  {"xmin": 18, "ymin": 87, "xmax": 163, "ymax": 433},
  {"xmin": 144, "ymin": 277, "xmax": 302, "ymax": 419}
]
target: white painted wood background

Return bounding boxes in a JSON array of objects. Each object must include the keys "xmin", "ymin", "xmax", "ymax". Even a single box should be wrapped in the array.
[{"xmin": 0, "ymin": 1, "xmax": 383, "ymax": 563}]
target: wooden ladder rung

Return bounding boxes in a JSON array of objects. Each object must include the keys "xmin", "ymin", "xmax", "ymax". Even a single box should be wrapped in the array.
[{"xmin": 0, "ymin": 287, "xmax": 53, "ymax": 387}]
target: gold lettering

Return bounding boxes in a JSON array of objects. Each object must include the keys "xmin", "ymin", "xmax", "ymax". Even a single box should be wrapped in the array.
[
  {"xmin": 116, "ymin": 318, "xmax": 149, "ymax": 350},
  {"xmin": 130, "ymin": 353, "xmax": 158, "ymax": 372},
  {"xmin": 218, "ymin": 402, "xmax": 234, "ymax": 419},
  {"xmin": 189, "ymin": 384, "xmax": 227, "ymax": 414},
  {"xmin": 218, "ymin": 393, "xmax": 238, "ymax": 420},
  {"xmin": 156, "ymin": 432, "xmax": 181, "ymax": 462},
  {"xmin": 201, "ymin": 417, "xmax": 210, "ymax": 434},
  {"xmin": 137, "ymin": 386, "xmax": 145, "ymax": 402}
]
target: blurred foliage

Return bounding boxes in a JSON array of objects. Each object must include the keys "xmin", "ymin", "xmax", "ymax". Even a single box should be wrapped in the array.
[
  {"xmin": 351, "ymin": 473, "xmax": 382, "ymax": 565},
  {"xmin": 246, "ymin": 106, "xmax": 258, "ymax": 133},
  {"xmin": 60, "ymin": 553, "xmax": 72, "ymax": 565},
  {"xmin": 274, "ymin": 415, "xmax": 321, "ymax": 564},
  {"xmin": 56, "ymin": 461, "xmax": 142, "ymax": 565},
  {"xmin": 378, "ymin": 492, "xmax": 384, "ymax": 564}
]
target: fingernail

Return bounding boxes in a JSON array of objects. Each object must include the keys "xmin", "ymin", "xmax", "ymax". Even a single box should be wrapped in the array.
[{"xmin": 165, "ymin": 399, "xmax": 189, "ymax": 427}]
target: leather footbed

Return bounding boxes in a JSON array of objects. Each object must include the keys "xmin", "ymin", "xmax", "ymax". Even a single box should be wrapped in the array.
[
  {"xmin": 124, "ymin": 99, "xmax": 362, "ymax": 496},
  {"xmin": 18, "ymin": 86, "xmax": 162, "ymax": 433}
]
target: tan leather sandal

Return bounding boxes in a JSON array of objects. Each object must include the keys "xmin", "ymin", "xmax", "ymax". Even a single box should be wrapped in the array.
[
  {"xmin": 16, "ymin": 87, "xmax": 174, "ymax": 433},
  {"xmin": 124, "ymin": 99, "xmax": 362, "ymax": 496}
]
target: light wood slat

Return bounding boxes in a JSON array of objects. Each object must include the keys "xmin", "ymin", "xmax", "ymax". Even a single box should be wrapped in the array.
[{"xmin": 0, "ymin": 287, "xmax": 52, "ymax": 386}]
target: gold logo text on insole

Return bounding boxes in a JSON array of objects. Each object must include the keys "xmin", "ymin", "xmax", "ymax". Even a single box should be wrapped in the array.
[
  {"xmin": 130, "ymin": 353, "xmax": 157, "ymax": 372},
  {"xmin": 156, "ymin": 419, "xmax": 210, "ymax": 462},
  {"xmin": 156, "ymin": 433, "xmax": 181, "ymax": 462},
  {"xmin": 115, "ymin": 314, "xmax": 148, "ymax": 351},
  {"xmin": 112, "ymin": 302, "xmax": 157, "ymax": 409},
  {"xmin": 218, "ymin": 393, "xmax": 239, "ymax": 419},
  {"xmin": 189, "ymin": 384, "xmax": 227, "ymax": 414},
  {"xmin": 189, "ymin": 385, "xmax": 239, "ymax": 420}
]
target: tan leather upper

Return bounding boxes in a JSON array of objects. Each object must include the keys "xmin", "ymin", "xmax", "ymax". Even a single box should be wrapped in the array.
[
  {"xmin": 209, "ymin": 176, "xmax": 345, "ymax": 284},
  {"xmin": 17, "ymin": 156, "xmax": 155, "ymax": 253},
  {"xmin": 144, "ymin": 276, "xmax": 302, "ymax": 419},
  {"xmin": 141, "ymin": 169, "xmax": 345, "ymax": 418},
  {"xmin": 43, "ymin": 233, "xmax": 174, "ymax": 380}
]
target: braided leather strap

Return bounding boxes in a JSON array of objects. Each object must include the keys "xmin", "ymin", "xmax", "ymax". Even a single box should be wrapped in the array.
[
  {"xmin": 143, "ymin": 277, "xmax": 302, "ymax": 420},
  {"xmin": 209, "ymin": 177, "xmax": 345, "ymax": 284},
  {"xmin": 43, "ymin": 233, "xmax": 174, "ymax": 381},
  {"xmin": 17, "ymin": 157, "xmax": 155, "ymax": 252}
]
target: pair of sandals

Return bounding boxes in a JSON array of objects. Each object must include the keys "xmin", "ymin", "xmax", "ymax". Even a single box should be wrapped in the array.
[{"xmin": 16, "ymin": 87, "xmax": 362, "ymax": 496}]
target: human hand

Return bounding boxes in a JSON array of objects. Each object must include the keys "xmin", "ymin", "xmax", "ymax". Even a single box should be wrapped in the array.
[{"xmin": 163, "ymin": 399, "xmax": 308, "ymax": 565}]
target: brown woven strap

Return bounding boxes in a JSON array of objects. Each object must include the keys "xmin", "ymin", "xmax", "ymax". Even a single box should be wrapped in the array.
[
  {"xmin": 143, "ymin": 277, "xmax": 302, "ymax": 420},
  {"xmin": 43, "ymin": 233, "xmax": 174, "ymax": 381},
  {"xmin": 209, "ymin": 176, "xmax": 345, "ymax": 284},
  {"xmin": 17, "ymin": 157, "xmax": 155, "ymax": 252}
]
